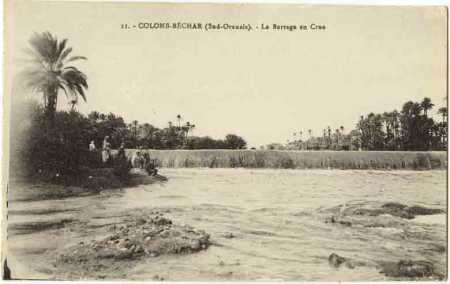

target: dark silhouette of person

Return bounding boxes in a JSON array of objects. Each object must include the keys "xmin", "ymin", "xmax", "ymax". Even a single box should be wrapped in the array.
[{"xmin": 118, "ymin": 142, "xmax": 126, "ymax": 159}]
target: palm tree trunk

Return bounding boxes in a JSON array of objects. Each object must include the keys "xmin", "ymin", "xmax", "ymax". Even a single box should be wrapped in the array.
[{"xmin": 45, "ymin": 87, "xmax": 58, "ymax": 119}]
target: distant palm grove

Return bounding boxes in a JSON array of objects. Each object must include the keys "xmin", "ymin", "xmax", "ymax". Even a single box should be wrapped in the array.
[
  {"xmin": 271, "ymin": 97, "xmax": 447, "ymax": 152},
  {"xmin": 81, "ymin": 111, "xmax": 248, "ymax": 150}
]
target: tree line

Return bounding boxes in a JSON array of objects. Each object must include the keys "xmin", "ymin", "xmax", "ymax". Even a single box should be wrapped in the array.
[
  {"xmin": 85, "ymin": 111, "xmax": 247, "ymax": 150},
  {"xmin": 279, "ymin": 98, "xmax": 447, "ymax": 151}
]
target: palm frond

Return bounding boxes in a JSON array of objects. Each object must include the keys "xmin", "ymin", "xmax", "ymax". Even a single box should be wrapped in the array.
[
  {"xmin": 62, "ymin": 68, "xmax": 88, "ymax": 89},
  {"xmin": 57, "ymin": 39, "xmax": 68, "ymax": 59},
  {"xmin": 58, "ymin": 82, "xmax": 70, "ymax": 99},
  {"xmin": 66, "ymin": 56, "xmax": 87, "ymax": 63},
  {"xmin": 59, "ymin": 47, "xmax": 73, "ymax": 63},
  {"xmin": 61, "ymin": 68, "xmax": 88, "ymax": 101}
]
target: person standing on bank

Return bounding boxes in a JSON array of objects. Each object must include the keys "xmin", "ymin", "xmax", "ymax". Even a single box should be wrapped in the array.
[
  {"xmin": 118, "ymin": 142, "xmax": 126, "ymax": 159},
  {"xmin": 102, "ymin": 136, "xmax": 111, "ymax": 164},
  {"xmin": 89, "ymin": 140, "xmax": 96, "ymax": 151}
]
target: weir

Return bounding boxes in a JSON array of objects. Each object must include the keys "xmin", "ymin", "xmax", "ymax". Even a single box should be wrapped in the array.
[{"xmin": 120, "ymin": 150, "xmax": 447, "ymax": 170}]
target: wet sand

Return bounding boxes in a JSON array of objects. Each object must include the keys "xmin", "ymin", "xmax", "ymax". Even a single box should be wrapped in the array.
[{"xmin": 6, "ymin": 169, "xmax": 447, "ymax": 280}]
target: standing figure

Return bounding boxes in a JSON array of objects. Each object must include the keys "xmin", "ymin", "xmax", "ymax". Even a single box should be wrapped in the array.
[
  {"xmin": 118, "ymin": 142, "xmax": 126, "ymax": 159},
  {"xmin": 102, "ymin": 136, "xmax": 111, "ymax": 164},
  {"xmin": 89, "ymin": 140, "xmax": 96, "ymax": 151},
  {"xmin": 138, "ymin": 146, "xmax": 145, "ymax": 169},
  {"xmin": 132, "ymin": 147, "xmax": 142, "ymax": 168}
]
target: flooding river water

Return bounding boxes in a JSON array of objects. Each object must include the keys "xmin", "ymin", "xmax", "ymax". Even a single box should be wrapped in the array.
[{"xmin": 7, "ymin": 169, "xmax": 447, "ymax": 280}]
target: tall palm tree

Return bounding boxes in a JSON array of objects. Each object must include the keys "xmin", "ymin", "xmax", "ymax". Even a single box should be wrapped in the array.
[
  {"xmin": 23, "ymin": 32, "xmax": 88, "ymax": 117},
  {"xmin": 421, "ymin": 97, "xmax": 434, "ymax": 117},
  {"xmin": 132, "ymin": 120, "xmax": 139, "ymax": 145},
  {"xmin": 184, "ymin": 121, "xmax": 193, "ymax": 141},
  {"xmin": 438, "ymin": 107, "xmax": 448, "ymax": 148},
  {"xmin": 176, "ymin": 114, "xmax": 182, "ymax": 129},
  {"xmin": 438, "ymin": 107, "xmax": 448, "ymax": 123}
]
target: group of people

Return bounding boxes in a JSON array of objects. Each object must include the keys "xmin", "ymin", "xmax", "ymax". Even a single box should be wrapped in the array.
[
  {"xmin": 89, "ymin": 136, "xmax": 117, "ymax": 164},
  {"xmin": 88, "ymin": 137, "xmax": 157, "ymax": 175},
  {"xmin": 132, "ymin": 146, "xmax": 158, "ymax": 175}
]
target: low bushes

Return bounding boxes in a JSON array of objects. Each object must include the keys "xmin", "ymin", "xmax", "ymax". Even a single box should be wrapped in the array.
[{"xmin": 19, "ymin": 108, "xmax": 132, "ymax": 186}]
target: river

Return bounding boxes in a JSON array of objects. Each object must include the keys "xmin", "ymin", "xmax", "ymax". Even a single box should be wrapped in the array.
[{"xmin": 7, "ymin": 169, "xmax": 447, "ymax": 280}]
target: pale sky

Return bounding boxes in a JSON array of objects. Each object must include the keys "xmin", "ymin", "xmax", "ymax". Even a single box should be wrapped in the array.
[{"xmin": 6, "ymin": 1, "xmax": 447, "ymax": 147}]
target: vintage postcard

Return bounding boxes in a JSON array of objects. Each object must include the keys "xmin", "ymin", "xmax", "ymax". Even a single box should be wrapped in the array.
[{"xmin": 2, "ymin": 0, "xmax": 448, "ymax": 281}]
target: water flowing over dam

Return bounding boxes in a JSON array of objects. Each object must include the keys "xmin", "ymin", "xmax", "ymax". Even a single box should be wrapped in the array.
[{"xmin": 124, "ymin": 150, "xmax": 447, "ymax": 170}]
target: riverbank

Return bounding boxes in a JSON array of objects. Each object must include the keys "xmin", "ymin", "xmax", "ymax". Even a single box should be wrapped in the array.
[
  {"xmin": 8, "ymin": 169, "xmax": 167, "ymax": 202},
  {"xmin": 123, "ymin": 150, "xmax": 447, "ymax": 170}
]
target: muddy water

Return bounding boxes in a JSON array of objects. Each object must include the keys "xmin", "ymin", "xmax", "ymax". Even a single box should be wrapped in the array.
[{"xmin": 7, "ymin": 169, "xmax": 447, "ymax": 280}]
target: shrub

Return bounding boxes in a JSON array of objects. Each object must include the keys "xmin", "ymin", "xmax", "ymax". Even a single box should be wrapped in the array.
[
  {"xmin": 112, "ymin": 155, "xmax": 132, "ymax": 182},
  {"xmin": 23, "ymin": 109, "xmax": 93, "ymax": 184}
]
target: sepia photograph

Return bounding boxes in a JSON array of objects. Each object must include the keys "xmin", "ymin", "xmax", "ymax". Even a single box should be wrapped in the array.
[{"xmin": 2, "ymin": 0, "xmax": 448, "ymax": 281}]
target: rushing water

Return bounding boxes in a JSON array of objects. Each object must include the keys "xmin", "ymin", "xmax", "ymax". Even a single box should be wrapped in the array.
[{"xmin": 7, "ymin": 169, "xmax": 447, "ymax": 280}]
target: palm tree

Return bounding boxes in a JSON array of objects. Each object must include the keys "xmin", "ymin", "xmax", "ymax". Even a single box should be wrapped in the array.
[
  {"xmin": 335, "ymin": 129, "xmax": 340, "ymax": 144},
  {"xmin": 421, "ymin": 97, "xmax": 434, "ymax": 117},
  {"xmin": 176, "ymin": 114, "xmax": 182, "ymax": 129},
  {"xmin": 23, "ymin": 32, "xmax": 88, "ymax": 117},
  {"xmin": 183, "ymin": 121, "xmax": 193, "ymax": 142},
  {"xmin": 437, "ymin": 107, "xmax": 448, "ymax": 148},
  {"xmin": 438, "ymin": 107, "xmax": 448, "ymax": 123},
  {"xmin": 327, "ymin": 126, "xmax": 331, "ymax": 144},
  {"xmin": 132, "ymin": 120, "xmax": 139, "ymax": 146}
]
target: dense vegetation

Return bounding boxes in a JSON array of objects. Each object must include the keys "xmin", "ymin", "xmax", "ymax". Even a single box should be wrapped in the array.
[
  {"xmin": 20, "ymin": 106, "xmax": 248, "ymax": 183},
  {"xmin": 280, "ymin": 98, "xmax": 447, "ymax": 151},
  {"xmin": 86, "ymin": 111, "xmax": 247, "ymax": 150}
]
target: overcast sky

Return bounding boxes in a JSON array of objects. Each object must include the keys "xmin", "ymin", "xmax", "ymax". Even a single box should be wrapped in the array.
[{"xmin": 6, "ymin": 1, "xmax": 447, "ymax": 147}]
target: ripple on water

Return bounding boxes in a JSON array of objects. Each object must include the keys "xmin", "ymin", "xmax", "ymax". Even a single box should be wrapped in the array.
[{"xmin": 6, "ymin": 169, "xmax": 447, "ymax": 280}]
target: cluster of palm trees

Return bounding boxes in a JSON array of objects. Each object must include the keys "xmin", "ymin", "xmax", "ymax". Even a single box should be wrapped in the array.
[
  {"xmin": 128, "ymin": 114, "xmax": 196, "ymax": 148},
  {"xmin": 288, "ymin": 126, "xmax": 348, "ymax": 150},
  {"xmin": 170, "ymin": 114, "xmax": 196, "ymax": 139},
  {"xmin": 357, "ymin": 98, "xmax": 447, "ymax": 151},
  {"xmin": 285, "ymin": 98, "xmax": 447, "ymax": 151}
]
